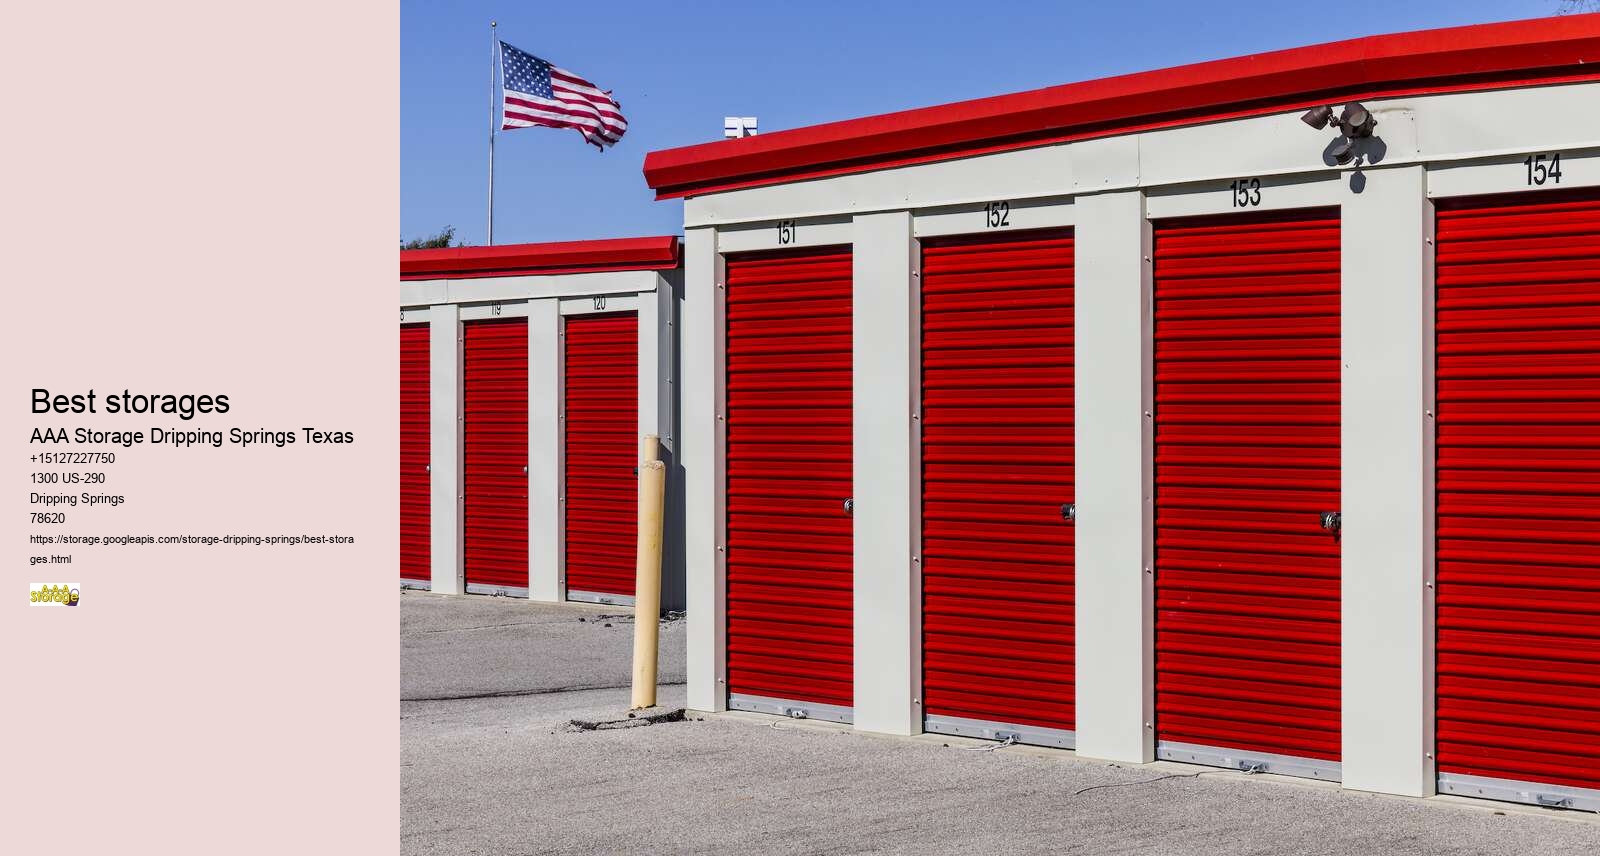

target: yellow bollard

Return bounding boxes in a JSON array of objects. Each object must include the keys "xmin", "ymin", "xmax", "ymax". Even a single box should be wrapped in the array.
[
  {"xmin": 640, "ymin": 433, "xmax": 659, "ymax": 467},
  {"xmin": 630, "ymin": 458, "xmax": 666, "ymax": 709}
]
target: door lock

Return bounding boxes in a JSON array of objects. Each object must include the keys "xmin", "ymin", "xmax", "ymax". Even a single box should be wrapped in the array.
[
  {"xmin": 1319, "ymin": 511, "xmax": 1341, "ymax": 533},
  {"xmin": 843, "ymin": 498, "xmax": 853, "ymax": 517},
  {"xmin": 1061, "ymin": 503, "xmax": 1076, "ymax": 522}
]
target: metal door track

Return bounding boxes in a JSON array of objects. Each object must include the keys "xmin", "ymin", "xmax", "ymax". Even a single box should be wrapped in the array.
[
  {"xmin": 1439, "ymin": 772, "xmax": 1600, "ymax": 812},
  {"xmin": 464, "ymin": 583, "xmax": 530, "ymax": 598},
  {"xmin": 1157, "ymin": 741, "xmax": 1341, "ymax": 782},
  {"xmin": 925, "ymin": 714, "xmax": 1075, "ymax": 750},
  {"xmin": 729, "ymin": 693, "xmax": 853, "ymax": 725},
  {"xmin": 567, "ymin": 590, "xmax": 636, "ymax": 606}
]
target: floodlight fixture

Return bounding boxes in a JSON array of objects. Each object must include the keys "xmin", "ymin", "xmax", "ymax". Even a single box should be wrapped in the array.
[
  {"xmin": 1302, "ymin": 102, "xmax": 1376, "ymax": 165},
  {"xmin": 1337, "ymin": 102, "xmax": 1377, "ymax": 138},
  {"xmin": 1330, "ymin": 137, "xmax": 1357, "ymax": 166},
  {"xmin": 1300, "ymin": 105, "xmax": 1333, "ymax": 129}
]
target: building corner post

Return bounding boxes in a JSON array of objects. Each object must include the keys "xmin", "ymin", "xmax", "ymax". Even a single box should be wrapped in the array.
[
  {"xmin": 851, "ymin": 210, "xmax": 920, "ymax": 736},
  {"xmin": 527, "ymin": 298, "xmax": 563, "ymax": 602},
  {"xmin": 430, "ymin": 303, "xmax": 465, "ymax": 595},
  {"xmin": 683, "ymin": 227, "xmax": 728, "ymax": 713},
  {"xmin": 1340, "ymin": 164, "xmax": 1435, "ymax": 797},
  {"xmin": 1073, "ymin": 190, "xmax": 1155, "ymax": 763}
]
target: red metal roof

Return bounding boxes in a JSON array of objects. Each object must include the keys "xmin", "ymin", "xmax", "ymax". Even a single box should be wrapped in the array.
[
  {"xmin": 400, "ymin": 235, "xmax": 681, "ymax": 280},
  {"xmin": 643, "ymin": 14, "xmax": 1600, "ymax": 200}
]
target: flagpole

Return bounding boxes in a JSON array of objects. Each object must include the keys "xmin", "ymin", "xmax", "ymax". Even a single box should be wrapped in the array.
[{"xmin": 487, "ymin": 20, "xmax": 498, "ymax": 246}]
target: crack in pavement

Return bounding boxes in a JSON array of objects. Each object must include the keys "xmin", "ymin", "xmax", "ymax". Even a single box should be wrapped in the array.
[
  {"xmin": 404, "ymin": 621, "xmax": 556, "ymax": 635},
  {"xmin": 402, "ymin": 681, "xmax": 687, "ymax": 703},
  {"xmin": 565, "ymin": 709, "xmax": 688, "ymax": 731},
  {"xmin": 405, "ymin": 615, "xmax": 684, "ymax": 636}
]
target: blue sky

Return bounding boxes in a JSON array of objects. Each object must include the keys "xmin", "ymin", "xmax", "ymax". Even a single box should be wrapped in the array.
[{"xmin": 402, "ymin": 0, "xmax": 1560, "ymax": 246}]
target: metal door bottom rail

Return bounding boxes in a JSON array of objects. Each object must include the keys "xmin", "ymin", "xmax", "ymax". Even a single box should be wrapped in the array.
[
  {"xmin": 465, "ymin": 583, "xmax": 530, "ymax": 598},
  {"xmin": 567, "ymin": 590, "xmax": 635, "ymax": 607},
  {"xmin": 1157, "ymin": 740, "xmax": 1341, "ymax": 782},
  {"xmin": 400, "ymin": 579, "xmax": 431, "ymax": 591},
  {"xmin": 925, "ymin": 714, "xmax": 1075, "ymax": 750},
  {"xmin": 729, "ymin": 693, "xmax": 853, "ymax": 725},
  {"xmin": 1439, "ymin": 772, "xmax": 1600, "ymax": 812}
]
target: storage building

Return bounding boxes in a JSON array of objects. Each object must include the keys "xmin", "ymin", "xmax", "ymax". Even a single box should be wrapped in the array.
[
  {"xmin": 399, "ymin": 237, "xmax": 685, "ymax": 609},
  {"xmin": 643, "ymin": 15, "xmax": 1600, "ymax": 810}
]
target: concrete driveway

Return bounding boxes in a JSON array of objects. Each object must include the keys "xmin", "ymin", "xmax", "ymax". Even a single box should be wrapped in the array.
[{"xmin": 400, "ymin": 591, "xmax": 1598, "ymax": 855}]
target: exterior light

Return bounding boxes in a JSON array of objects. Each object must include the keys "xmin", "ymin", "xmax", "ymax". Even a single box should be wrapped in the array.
[
  {"xmin": 1330, "ymin": 137, "xmax": 1357, "ymax": 165},
  {"xmin": 1300, "ymin": 105, "xmax": 1333, "ymax": 129},
  {"xmin": 1303, "ymin": 102, "xmax": 1376, "ymax": 166},
  {"xmin": 1337, "ymin": 102, "xmax": 1377, "ymax": 138}
]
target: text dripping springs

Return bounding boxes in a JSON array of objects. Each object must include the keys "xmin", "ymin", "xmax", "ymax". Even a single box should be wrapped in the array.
[{"xmin": 34, "ymin": 428, "xmax": 354, "ymax": 448}]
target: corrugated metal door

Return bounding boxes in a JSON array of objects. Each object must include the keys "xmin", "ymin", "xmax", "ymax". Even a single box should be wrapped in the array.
[
  {"xmin": 920, "ymin": 231, "xmax": 1076, "ymax": 747},
  {"xmin": 463, "ymin": 318, "xmax": 529, "ymax": 592},
  {"xmin": 401, "ymin": 324, "xmax": 431, "ymax": 584},
  {"xmin": 725, "ymin": 247, "xmax": 853, "ymax": 720},
  {"xmin": 564, "ymin": 311, "xmax": 640, "ymax": 602},
  {"xmin": 1152, "ymin": 208, "xmax": 1342, "ymax": 778},
  {"xmin": 1435, "ymin": 188, "xmax": 1600, "ymax": 809}
]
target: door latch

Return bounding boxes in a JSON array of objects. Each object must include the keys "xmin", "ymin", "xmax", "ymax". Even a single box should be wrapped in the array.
[
  {"xmin": 1061, "ymin": 503, "xmax": 1076, "ymax": 522},
  {"xmin": 843, "ymin": 498, "xmax": 853, "ymax": 517},
  {"xmin": 1319, "ymin": 511, "xmax": 1341, "ymax": 534}
]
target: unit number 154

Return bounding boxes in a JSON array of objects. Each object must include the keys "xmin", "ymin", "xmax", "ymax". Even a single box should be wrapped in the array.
[{"xmin": 1524, "ymin": 153, "xmax": 1563, "ymax": 186}]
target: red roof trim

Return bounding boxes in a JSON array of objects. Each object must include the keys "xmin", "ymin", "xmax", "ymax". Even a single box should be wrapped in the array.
[
  {"xmin": 642, "ymin": 15, "xmax": 1600, "ymax": 200},
  {"xmin": 400, "ymin": 235, "xmax": 681, "ymax": 281}
]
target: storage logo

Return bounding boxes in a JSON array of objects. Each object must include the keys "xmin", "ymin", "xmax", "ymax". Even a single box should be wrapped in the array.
[{"xmin": 31, "ymin": 583, "xmax": 80, "ymax": 606}]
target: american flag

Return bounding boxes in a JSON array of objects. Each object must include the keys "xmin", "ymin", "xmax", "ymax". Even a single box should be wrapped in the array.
[{"xmin": 499, "ymin": 41, "xmax": 627, "ymax": 149}]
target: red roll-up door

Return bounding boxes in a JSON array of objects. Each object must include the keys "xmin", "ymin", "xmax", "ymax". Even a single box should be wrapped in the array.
[
  {"xmin": 920, "ymin": 231, "xmax": 1076, "ymax": 746},
  {"xmin": 401, "ymin": 324, "xmax": 431, "ymax": 584},
  {"xmin": 1152, "ymin": 208, "xmax": 1342, "ymax": 777},
  {"xmin": 1435, "ymin": 188, "xmax": 1600, "ymax": 809},
  {"xmin": 564, "ymin": 311, "xmax": 640, "ymax": 602},
  {"xmin": 725, "ymin": 247, "xmax": 853, "ymax": 720},
  {"xmin": 464, "ymin": 317, "xmax": 529, "ymax": 592}
]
